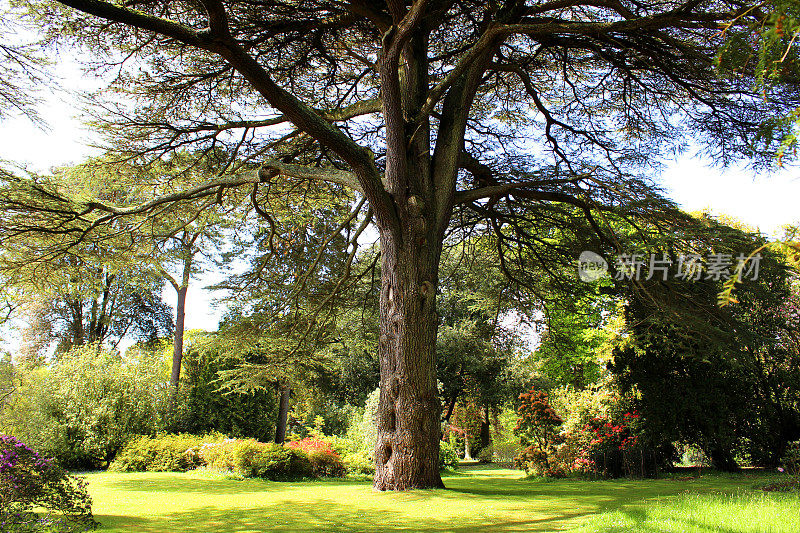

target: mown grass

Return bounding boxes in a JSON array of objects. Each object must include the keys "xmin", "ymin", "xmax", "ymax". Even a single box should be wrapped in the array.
[
  {"xmin": 573, "ymin": 490, "xmax": 800, "ymax": 532},
  {"xmin": 81, "ymin": 464, "xmax": 798, "ymax": 532}
]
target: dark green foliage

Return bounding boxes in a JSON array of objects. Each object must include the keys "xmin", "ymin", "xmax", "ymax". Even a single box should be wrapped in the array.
[
  {"xmin": 173, "ymin": 346, "xmax": 278, "ymax": 442},
  {"xmin": 780, "ymin": 440, "xmax": 800, "ymax": 477},
  {"xmin": 288, "ymin": 393, "xmax": 356, "ymax": 439},
  {"xmin": 313, "ymin": 341, "xmax": 380, "ymax": 409},
  {"xmin": 0, "ymin": 434, "xmax": 96, "ymax": 532},
  {"xmin": 436, "ymin": 249, "xmax": 522, "ymax": 416},
  {"xmin": 613, "ymin": 327, "xmax": 746, "ymax": 471},
  {"xmin": 612, "ymin": 240, "xmax": 800, "ymax": 470}
]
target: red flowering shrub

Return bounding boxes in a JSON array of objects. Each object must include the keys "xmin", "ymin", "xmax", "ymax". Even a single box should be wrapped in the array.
[
  {"xmin": 285, "ymin": 438, "xmax": 345, "ymax": 477},
  {"xmin": 584, "ymin": 412, "xmax": 640, "ymax": 454},
  {"xmin": 513, "ymin": 389, "xmax": 565, "ymax": 476},
  {"xmin": 570, "ymin": 410, "xmax": 660, "ymax": 478},
  {"xmin": 1, "ymin": 434, "xmax": 96, "ymax": 532}
]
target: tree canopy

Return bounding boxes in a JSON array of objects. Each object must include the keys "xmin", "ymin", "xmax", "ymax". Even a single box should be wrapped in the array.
[{"xmin": 2, "ymin": 0, "xmax": 797, "ymax": 489}]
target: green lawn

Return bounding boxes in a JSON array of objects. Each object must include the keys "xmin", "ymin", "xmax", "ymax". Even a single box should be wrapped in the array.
[{"xmin": 83, "ymin": 465, "xmax": 799, "ymax": 532}]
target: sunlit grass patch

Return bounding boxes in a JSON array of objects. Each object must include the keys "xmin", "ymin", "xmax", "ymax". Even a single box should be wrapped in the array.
[
  {"xmin": 82, "ymin": 466, "xmax": 799, "ymax": 532},
  {"xmin": 573, "ymin": 489, "xmax": 800, "ymax": 532}
]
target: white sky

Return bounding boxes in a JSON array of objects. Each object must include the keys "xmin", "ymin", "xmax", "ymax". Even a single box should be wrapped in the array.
[{"xmin": 1, "ymin": 55, "xmax": 799, "ymax": 347}]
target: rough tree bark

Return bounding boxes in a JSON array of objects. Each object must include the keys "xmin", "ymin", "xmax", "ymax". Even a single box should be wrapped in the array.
[{"xmin": 374, "ymin": 228, "xmax": 445, "ymax": 490}]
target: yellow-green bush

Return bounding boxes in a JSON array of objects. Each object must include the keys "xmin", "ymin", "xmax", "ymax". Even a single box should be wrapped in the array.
[
  {"xmin": 109, "ymin": 433, "xmax": 226, "ymax": 472},
  {"xmin": 198, "ymin": 438, "xmax": 314, "ymax": 480}
]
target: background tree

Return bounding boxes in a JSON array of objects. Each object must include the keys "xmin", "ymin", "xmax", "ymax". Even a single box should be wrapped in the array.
[
  {"xmin": 172, "ymin": 334, "xmax": 279, "ymax": 442},
  {"xmin": 16, "ymin": 269, "xmax": 173, "ymax": 358},
  {"xmin": 612, "ymin": 219, "xmax": 800, "ymax": 470}
]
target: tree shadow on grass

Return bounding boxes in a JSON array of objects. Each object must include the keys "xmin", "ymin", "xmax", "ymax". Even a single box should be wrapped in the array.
[
  {"xmin": 104, "ymin": 475, "xmax": 290, "ymax": 495},
  {"xmin": 602, "ymin": 509, "xmax": 744, "ymax": 533},
  {"xmin": 96, "ymin": 500, "xmax": 594, "ymax": 532},
  {"xmin": 93, "ymin": 469, "xmax": 768, "ymax": 532}
]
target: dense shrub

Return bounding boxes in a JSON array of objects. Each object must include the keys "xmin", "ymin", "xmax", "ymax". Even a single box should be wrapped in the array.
[
  {"xmin": 2, "ymin": 345, "xmax": 170, "ymax": 469},
  {"xmin": 577, "ymin": 413, "xmax": 639, "ymax": 477},
  {"xmin": 439, "ymin": 440, "xmax": 460, "ymax": 469},
  {"xmin": 0, "ymin": 434, "xmax": 96, "ymax": 532},
  {"xmin": 343, "ymin": 451, "xmax": 375, "ymax": 475},
  {"xmin": 199, "ymin": 439, "xmax": 314, "ymax": 479},
  {"xmin": 546, "ymin": 384, "xmax": 671, "ymax": 478},
  {"xmin": 109, "ymin": 433, "xmax": 226, "ymax": 472},
  {"xmin": 513, "ymin": 388, "xmax": 565, "ymax": 476},
  {"xmin": 307, "ymin": 450, "xmax": 346, "ymax": 477},
  {"xmin": 312, "ymin": 432, "xmax": 370, "ymax": 475},
  {"xmin": 286, "ymin": 438, "xmax": 346, "ymax": 477},
  {"xmin": 111, "ymin": 434, "xmax": 318, "ymax": 480},
  {"xmin": 477, "ymin": 445, "xmax": 493, "ymax": 464},
  {"xmin": 781, "ymin": 440, "xmax": 800, "ymax": 477}
]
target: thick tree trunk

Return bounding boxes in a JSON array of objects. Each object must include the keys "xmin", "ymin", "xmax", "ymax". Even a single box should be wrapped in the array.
[
  {"xmin": 170, "ymin": 284, "xmax": 188, "ymax": 388},
  {"xmin": 274, "ymin": 385, "xmax": 291, "ymax": 444},
  {"xmin": 373, "ymin": 233, "xmax": 445, "ymax": 490}
]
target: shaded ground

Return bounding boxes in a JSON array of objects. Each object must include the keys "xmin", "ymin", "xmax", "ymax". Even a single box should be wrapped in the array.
[{"xmin": 84, "ymin": 464, "xmax": 795, "ymax": 532}]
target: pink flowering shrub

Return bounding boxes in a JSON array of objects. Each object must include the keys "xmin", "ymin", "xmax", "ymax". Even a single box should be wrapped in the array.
[
  {"xmin": 286, "ymin": 438, "xmax": 346, "ymax": 477},
  {"xmin": 0, "ymin": 434, "xmax": 96, "ymax": 532}
]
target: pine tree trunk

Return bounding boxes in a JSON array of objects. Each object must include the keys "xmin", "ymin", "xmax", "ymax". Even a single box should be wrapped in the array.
[
  {"xmin": 170, "ymin": 284, "xmax": 188, "ymax": 388},
  {"xmin": 169, "ymin": 246, "xmax": 194, "ymax": 391},
  {"xmin": 275, "ymin": 385, "xmax": 291, "ymax": 444},
  {"xmin": 373, "ymin": 234, "xmax": 444, "ymax": 490}
]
